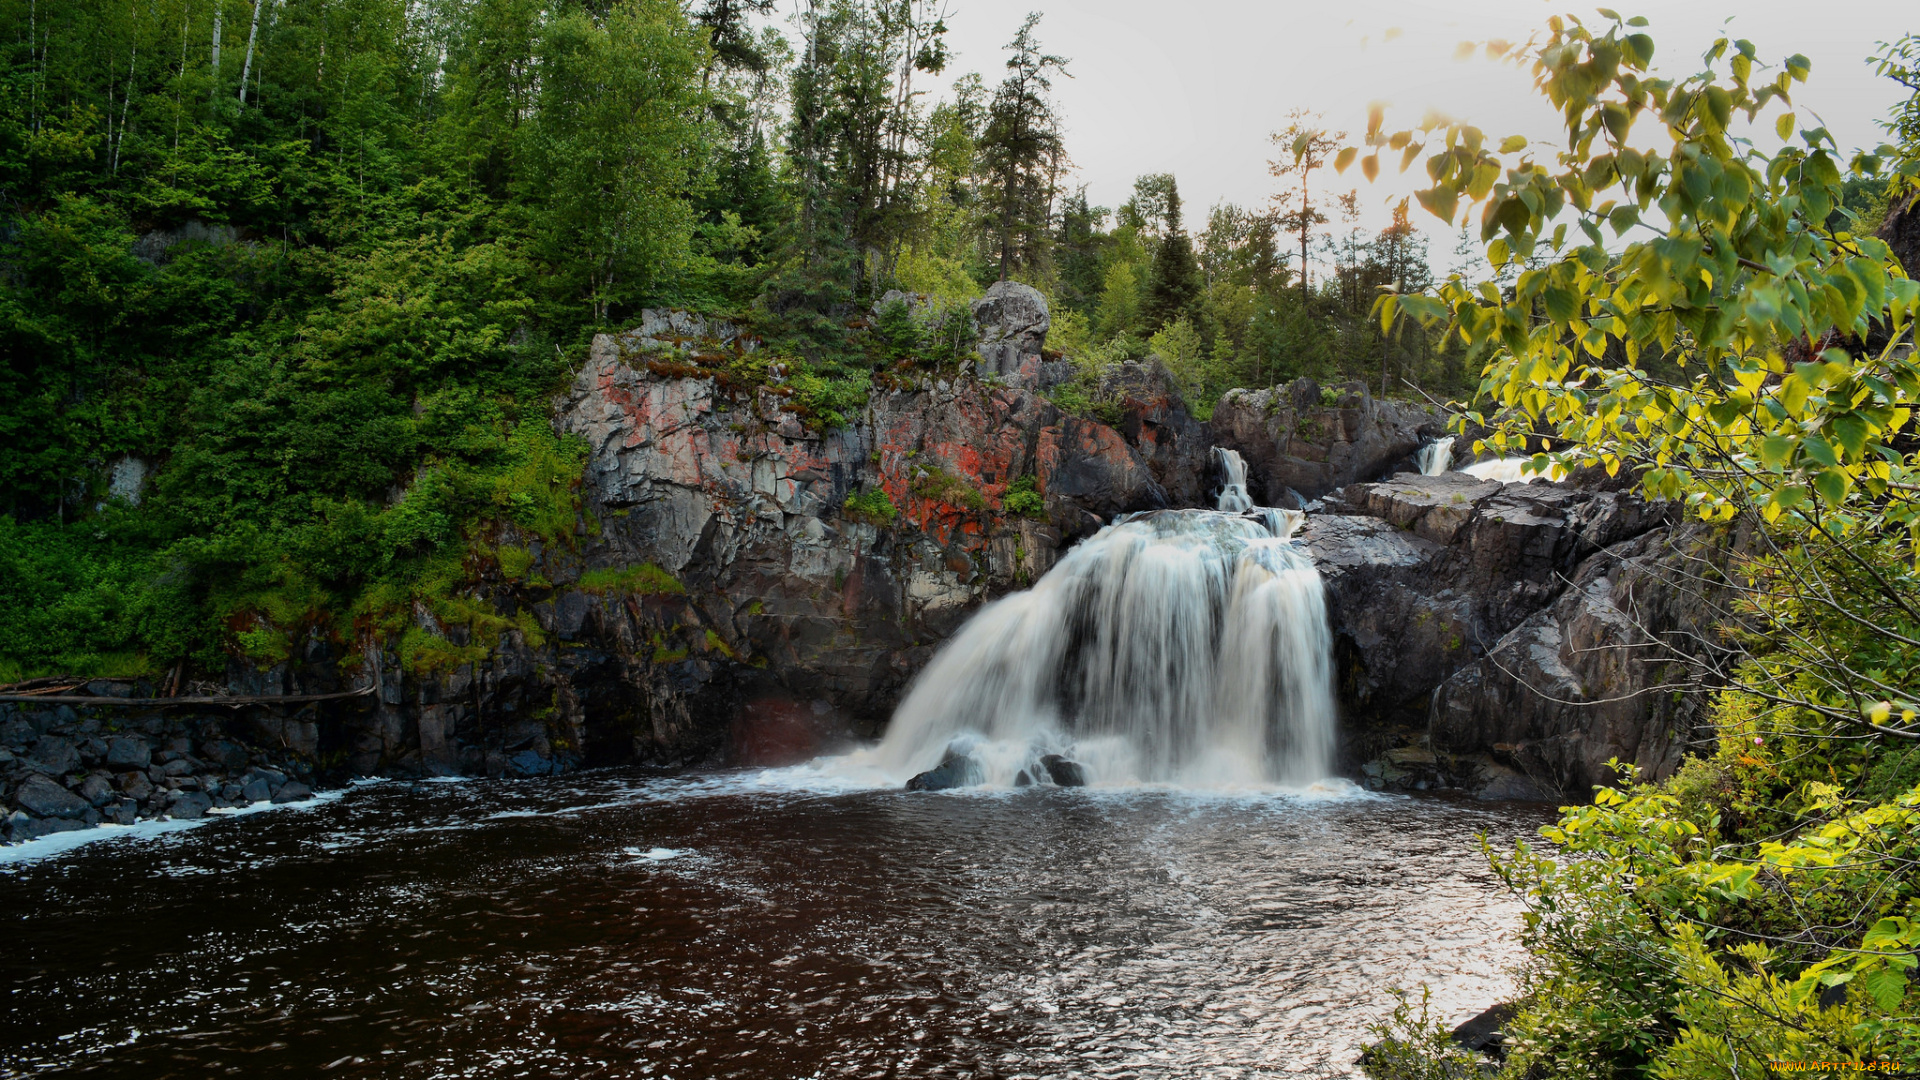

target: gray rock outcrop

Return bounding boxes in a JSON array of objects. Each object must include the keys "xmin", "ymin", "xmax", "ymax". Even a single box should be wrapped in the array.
[
  {"xmin": 1302, "ymin": 470, "xmax": 1721, "ymax": 800},
  {"xmin": 970, "ymin": 281, "xmax": 1050, "ymax": 386},
  {"xmin": 1211, "ymin": 378, "xmax": 1445, "ymax": 501}
]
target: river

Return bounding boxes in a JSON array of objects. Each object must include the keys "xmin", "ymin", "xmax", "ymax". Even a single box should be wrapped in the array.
[{"xmin": 3, "ymin": 768, "xmax": 1547, "ymax": 1078}]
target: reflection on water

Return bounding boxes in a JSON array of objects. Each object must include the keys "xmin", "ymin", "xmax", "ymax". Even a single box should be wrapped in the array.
[{"xmin": 2, "ymin": 770, "xmax": 1549, "ymax": 1078}]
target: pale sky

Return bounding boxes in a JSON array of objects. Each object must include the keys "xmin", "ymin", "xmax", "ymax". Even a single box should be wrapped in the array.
[{"xmin": 881, "ymin": 0, "xmax": 1912, "ymax": 268}]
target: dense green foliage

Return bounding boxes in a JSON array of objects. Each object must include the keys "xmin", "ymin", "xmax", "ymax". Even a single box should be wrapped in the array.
[
  {"xmin": 0, "ymin": 0, "xmax": 723, "ymax": 678},
  {"xmin": 0, "ymin": 0, "xmax": 1480, "ymax": 680},
  {"xmin": 1360, "ymin": 16, "xmax": 1920, "ymax": 1077}
]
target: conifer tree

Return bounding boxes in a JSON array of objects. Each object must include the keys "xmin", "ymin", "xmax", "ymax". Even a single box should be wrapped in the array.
[
  {"xmin": 1142, "ymin": 179, "xmax": 1201, "ymax": 331},
  {"xmin": 977, "ymin": 13, "xmax": 1068, "ymax": 281}
]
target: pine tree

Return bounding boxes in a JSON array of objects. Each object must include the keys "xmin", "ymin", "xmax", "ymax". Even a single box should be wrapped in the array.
[
  {"xmin": 1142, "ymin": 179, "xmax": 1201, "ymax": 331},
  {"xmin": 977, "ymin": 13, "xmax": 1068, "ymax": 282}
]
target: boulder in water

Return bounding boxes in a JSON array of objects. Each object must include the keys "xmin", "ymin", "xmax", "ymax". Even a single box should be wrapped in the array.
[
  {"xmin": 904, "ymin": 746, "xmax": 983, "ymax": 791},
  {"xmin": 1039, "ymin": 755, "xmax": 1086, "ymax": 787}
]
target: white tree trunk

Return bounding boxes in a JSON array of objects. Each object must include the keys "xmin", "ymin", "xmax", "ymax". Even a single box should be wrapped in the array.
[{"xmin": 237, "ymin": 0, "xmax": 260, "ymax": 103}]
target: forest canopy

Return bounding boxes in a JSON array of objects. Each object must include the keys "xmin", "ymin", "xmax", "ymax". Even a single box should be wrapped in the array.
[{"xmin": 0, "ymin": 0, "xmax": 1465, "ymax": 680}]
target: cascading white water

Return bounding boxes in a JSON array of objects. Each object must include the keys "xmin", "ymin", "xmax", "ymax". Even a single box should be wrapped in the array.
[
  {"xmin": 869, "ymin": 509, "xmax": 1336, "ymax": 790},
  {"xmin": 1415, "ymin": 436, "xmax": 1455, "ymax": 476},
  {"xmin": 1463, "ymin": 456, "xmax": 1568, "ymax": 483},
  {"xmin": 1213, "ymin": 447, "xmax": 1255, "ymax": 513}
]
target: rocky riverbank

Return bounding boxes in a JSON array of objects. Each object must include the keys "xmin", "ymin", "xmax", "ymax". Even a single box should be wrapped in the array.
[{"xmin": 2, "ymin": 696, "xmax": 318, "ymax": 844}]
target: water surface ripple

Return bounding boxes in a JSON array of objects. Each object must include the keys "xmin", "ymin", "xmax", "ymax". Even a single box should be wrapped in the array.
[{"xmin": 2, "ymin": 771, "xmax": 1549, "ymax": 1078}]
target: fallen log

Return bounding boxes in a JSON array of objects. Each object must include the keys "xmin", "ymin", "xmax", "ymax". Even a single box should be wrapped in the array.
[{"xmin": 0, "ymin": 685, "xmax": 377, "ymax": 708}]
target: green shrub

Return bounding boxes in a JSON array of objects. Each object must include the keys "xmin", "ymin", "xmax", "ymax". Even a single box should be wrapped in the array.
[
  {"xmin": 1004, "ymin": 476, "xmax": 1045, "ymax": 519},
  {"xmin": 575, "ymin": 563, "xmax": 685, "ymax": 596},
  {"xmin": 843, "ymin": 487, "xmax": 898, "ymax": 525}
]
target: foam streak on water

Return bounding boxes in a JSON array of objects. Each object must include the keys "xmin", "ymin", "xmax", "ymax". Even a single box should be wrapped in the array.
[{"xmin": 868, "ymin": 509, "xmax": 1336, "ymax": 790}]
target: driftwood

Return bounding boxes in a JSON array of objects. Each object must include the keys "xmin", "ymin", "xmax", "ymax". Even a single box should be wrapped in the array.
[
  {"xmin": 0, "ymin": 677, "xmax": 86, "ymax": 695},
  {"xmin": 0, "ymin": 686, "xmax": 377, "ymax": 708}
]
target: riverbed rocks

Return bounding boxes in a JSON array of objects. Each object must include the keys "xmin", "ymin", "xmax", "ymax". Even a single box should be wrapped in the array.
[
  {"xmin": 905, "ymin": 746, "xmax": 984, "ymax": 791},
  {"xmin": 1, "ymin": 704, "xmax": 318, "ymax": 844},
  {"xmin": 1211, "ymin": 378, "xmax": 1446, "ymax": 502}
]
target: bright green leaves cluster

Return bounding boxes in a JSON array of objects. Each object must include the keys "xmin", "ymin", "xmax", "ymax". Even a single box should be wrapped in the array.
[
  {"xmin": 1496, "ymin": 765, "xmax": 1920, "ymax": 1071},
  {"xmin": 1352, "ymin": 11, "xmax": 1920, "ymax": 561}
]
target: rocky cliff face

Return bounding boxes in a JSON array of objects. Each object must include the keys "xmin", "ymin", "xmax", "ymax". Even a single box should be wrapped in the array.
[
  {"xmin": 1211, "ymin": 378, "xmax": 1446, "ymax": 504},
  {"xmin": 1300, "ymin": 471, "xmax": 1722, "ymax": 800},
  {"xmin": 196, "ymin": 322, "xmax": 1200, "ymax": 781}
]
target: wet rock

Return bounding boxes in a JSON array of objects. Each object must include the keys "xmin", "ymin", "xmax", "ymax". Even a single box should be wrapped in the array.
[
  {"xmin": 905, "ymin": 747, "xmax": 982, "ymax": 791},
  {"xmin": 15, "ymin": 774, "xmax": 91, "ymax": 819},
  {"xmin": 1473, "ymin": 768, "xmax": 1557, "ymax": 803},
  {"xmin": 1099, "ymin": 360, "xmax": 1212, "ymax": 508},
  {"xmin": 106, "ymin": 799, "xmax": 139, "ymax": 825},
  {"xmin": 7, "ymin": 813, "xmax": 89, "ymax": 844},
  {"xmin": 155, "ymin": 758, "xmax": 195, "ymax": 779},
  {"xmin": 1303, "ymin": 473, "xmax": 1674, "ymax": 733},
  {"xmin": 201, "ymin": 740, "xmax": 251, "ymax": 772},
  {"xmin": 26, "ymin": 735, "xmax": 80, "ymax": 776},
  {"xmin": 244, "ymin": 766, "xmax": 288, "ymax": 789},
  {"xmin": 1013, "ymin": 770, "xmax": 1033, "ymax": 787},
  {"xmin": 1039, "ymin": 755, "xmax": 1087, "ymax": 787},
  {"xmin": 1341, "ymin": 473, "xmax": 1504, "ymax": 545},
  {"xmin": 240, "ymin": 777, "xmax": 272, "ymax": 804},
  {"xmin": 167, "ymin": 790, "xmax": 213, "ymax": 819},
  {"xmin": 77, "ymin": 736, "xmax": 108, "ymax": 766},
  {"xmin": 506, "ymin": 751, "xmax": 554, "ymax": 778},
  {"xmin": 76, "ymin": 773, "xmax": 116, "ymax": 807},
  {"xmin": 105, "ymin": 737, "xmax": 151, "ymax": 769},
  {"xmin": 270, "ymin": 781, "xmax": 313, "ymax": 804},
  {"xmin": 85, "ymin": 679, "xmax": 138, "ymax": 698},
  {"xmin": 1430, "ymin": 523, "xmax": 1725, "ymax": 798}
]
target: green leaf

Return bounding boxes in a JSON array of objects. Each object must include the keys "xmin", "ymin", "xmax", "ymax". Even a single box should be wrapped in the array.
[
  {"xmin": 1814, "ymin": 467, "xmax": 1849, "ymax": 504},
  {"xmin": 1802, "ymin": 435, "xmax": 1838, "ymax": 467},
  {"xmin": 1501, "ymin": 135, "xmax": 1529, "ymax": 153},
  {"xmin": 1759, "ymin": 435, "xmax": 1794, "ymax": 468},
  {"xmin": 1831, "ymin": 414, "xmax": 1868, "ymax": 460},
  {"xmin": 1416, "ymin": 185, "xmax": 1458, "ymax": 222},
  {"xmin": 1776, "ymin": 111, "xmax": 1795, "ymax": 140},
  {"xmin": 1863, "ymin": 966, "xmax": 1907, "ymax": 1012}
]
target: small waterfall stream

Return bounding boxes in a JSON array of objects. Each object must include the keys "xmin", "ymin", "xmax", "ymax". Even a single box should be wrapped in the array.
[
  {"xmin": 1213, "ymin": 446, "xmax": 1255, "ymax": 512},
  {"xmin": 1415, "ymin": 436, "xmax": 1455, "ymax": 475},
  {"xmin": 872, "ymin": 490, "xmax": 1335, "ymax": 790}
]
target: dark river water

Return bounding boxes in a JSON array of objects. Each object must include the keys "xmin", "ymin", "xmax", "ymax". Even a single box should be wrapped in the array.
[{"xmin": 2, "ymin": 769, "xmax": 1550, "ymax": 1079}]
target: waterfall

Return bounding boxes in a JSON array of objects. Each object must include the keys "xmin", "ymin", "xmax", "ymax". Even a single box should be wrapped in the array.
[
  {"xmin": 1463, "ymin": 456, "xmax": 1567, "ymax": 483},
  {"xmin": 1213, "ymin": 447, "xmax": 1255, "ymax": 512},
  {"xmin": 1415, "ymin": 436, "xmax": 1455, "ymax": 476},
  {"xmin": 871, "ymin": 509, "xmax": 1336, "ymax": 790}
]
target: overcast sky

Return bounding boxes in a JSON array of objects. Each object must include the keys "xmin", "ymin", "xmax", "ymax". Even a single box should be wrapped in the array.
[{"xmin": 841, "ymin": 0, "xmax": 1911, "ymax": 265}]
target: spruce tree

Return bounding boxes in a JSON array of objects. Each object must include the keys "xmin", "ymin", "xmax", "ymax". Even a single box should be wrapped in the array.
[{"xmin": 1143, "ymin": 180, "xmax": 1201, "ymax": 331}]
